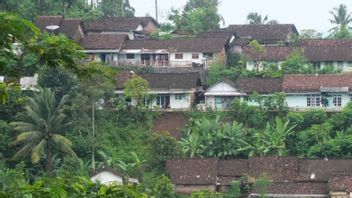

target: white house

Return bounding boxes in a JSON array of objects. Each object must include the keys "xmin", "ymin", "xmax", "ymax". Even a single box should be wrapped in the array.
[
  {"xmin": 90, "ymin": 167, "xmax": 138, "ymax": 185},
  {"xmin": 204, "ymin": 78, "xmax": 283, "ymax": 110},
  {"xmin": 205, "ymin": 74, "xmax": 352, "ymax": 112},
  {"xmin": 282, "ymin": 74, "xmax": 352, "ymax": 111},
  {"xmin": 118, "ymin": 37, "xmax": 229, "ymax": 68},
  {"xmin": 115, "ymin": 72, "xmax": 202, "ymax": 110},
  {"xmin": 243, "ymin": 40, "xmax": 352, "ymax": 72}
]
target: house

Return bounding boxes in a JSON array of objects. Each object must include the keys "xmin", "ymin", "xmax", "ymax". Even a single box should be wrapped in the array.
[
  {"xmin": 115, "ymin": 72, "xmax": 202, "ymax": 110},
  {"xmin": 83, "ymin": 17, "xmax": 158, "ymax": 39},
  {"xmin": 227, "ymin": 24, "xmax": 299, "ymax": 45},
  {"xmin": 36, "ymin": 16, "xmax": 84, "ymax": 42},
  {"xmin": 80, "ymin": 34, "xmax": 129, "ymax": 66},
  {"xmin": 198, "ymin": 24, "xmax": 298, "ymax": 45},
  {"xmin": 90, "ymin": 167, "xmax": 138, "ymax": 185},
  {"xmin": 118, "ymin": 37, "xmax": 230, "ymax": 67},
  {"xmin": 166, "ymin": 157, "xmax": 352, "ymax": 196},
  {"xmin": 282, "ymin": 74, "xmax": 352, "ymax": 111},
  {"xmin": 243, "ymin": 40, "xmax": 352, "ymax": 72},
  {"xmin": 204, "ymin": 78, "xmax": 283, "ymax": 110}
]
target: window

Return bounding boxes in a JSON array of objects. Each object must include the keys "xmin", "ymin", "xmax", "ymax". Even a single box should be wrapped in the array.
[
  {"xmin": 175, "ymin": 94, "xmax": 186, "ymax": 100},
  {"xmin": 333, "ymin": 95, "xmax": 342, "ymax": 106},
  {"xmin": 312, "ymin": 62, "xmax": 321, "ymax": 70},
  {"xmin": 192, "ymin": 54, "xmax": 199, "ymax": 59},
  {"xmin": 337, "ymin": 61, "xmax": 344, "ymax": 70},
  {"xmin": 175, "ymin": 53, "xmax": 183, "ymax": 59},
  {"xmin": 126, "ymin": 54, "xmax": 135, "ymax": 59},
  {"xmin": 307, "ymin": 95, "xmax": 321, "ymax": 107},
  {"xmin": 203, "ymin": 53, "xmax": 214, "ymax": 60}
]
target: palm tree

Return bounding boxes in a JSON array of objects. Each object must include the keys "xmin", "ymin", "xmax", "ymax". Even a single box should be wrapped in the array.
[
  {"xmin": 10, "ymin": 88, "xmax": 77, "ymax": 175},
  {"xmin": 247, "ymin": 12, "xmax": 268, "ymax": 24},
  {"xmin": 329, "ymin": 4, "xmax": 352, "ymax": 32}
]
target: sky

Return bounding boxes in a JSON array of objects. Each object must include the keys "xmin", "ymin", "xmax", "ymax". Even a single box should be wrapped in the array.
[{"xmin": 129, "ymin": 0, "xmax": 352, "ymax": 34}]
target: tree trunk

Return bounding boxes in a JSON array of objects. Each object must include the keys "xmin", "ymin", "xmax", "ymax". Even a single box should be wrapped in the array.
[{"xmin": 46, "ymin": 139, "xmax": 53, "ymax": 176}]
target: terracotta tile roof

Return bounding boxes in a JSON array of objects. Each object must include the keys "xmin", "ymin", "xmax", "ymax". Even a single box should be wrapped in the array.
[
  {"xmin": 282, "ymin": 74, "xmax": 352, "ymax": 93},
  {"xmin": 36, "ymin": 16, "xmax": 82, "ymax": 39},
  {"xmin": 253, "ymin": 182, "xmax": 328, "ymax": 194},
  {"xmin": 297, "ymin": 39, "xmax": 352, "ymax": 47},
  {"xmin": 166, "ymin": 158, "xmax": 218, "ymax": 185},
  {"xmin": 249, "ymin": 157, "xmax": 299, "ymax": 182},
  {"xmin": 228, "ymin": 24, "xmax": 298, "ymax": 42},
  {"xmin": 234, "ymin": 77, "xmax": 283, "ymax": 94},
  {"xmin": 298, "ymin": 159, "xmax": 352, "ymax": 181},
  {"xmin": 243, "ymin": 45, "xmax": 352, "ymax": 62},
  {"xmin": 166, "ymin": 157, "xmax": 352, "ymax": 193},
  {"xmin": 122, "ymin": 37, "xmax": 228, "ymax": 53},
  {"xmin": 115, "ymin": 72, "xmax": 201, "ymax": 90},
  {"xmin": 218, "ymin": 159, "xmax": 248, "ymax": 177},
  {"xmin": 140, "ymin": 72, "xmax": 201, "ymax": 90},
  {"xmin": 83, "ymin": 17, "xmax": 157, "ymax": 32},
  {"xmin": 80, "ymin": 34, "xmax": 128, "ymax": 50},
  {"xmin": 328, "ymin": 175, "xmax": 352, "ymax": 192}
]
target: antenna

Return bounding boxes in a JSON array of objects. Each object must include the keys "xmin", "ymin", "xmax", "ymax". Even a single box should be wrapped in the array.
[{"xmin": 155, "ymin": 0, "xmax": 158, "ymax": 23}]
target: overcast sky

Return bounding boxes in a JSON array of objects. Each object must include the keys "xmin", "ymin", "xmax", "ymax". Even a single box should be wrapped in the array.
[{"xmin": 129, "ymin": 0, "xmax": 352, "ymax": 34}]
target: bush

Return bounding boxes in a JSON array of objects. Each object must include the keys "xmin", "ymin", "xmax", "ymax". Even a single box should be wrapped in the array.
[
  {"xmin": 191, "ymin": 190, "xmax": 223, "ymax": 198},
  {"xmin": 151, "ymin": 175, "xmax": 176, "ymax": 198}
]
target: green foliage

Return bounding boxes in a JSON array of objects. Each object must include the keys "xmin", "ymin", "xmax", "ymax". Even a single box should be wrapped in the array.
[
  {"xmin": 246, "ymin": 12, "xmax": 277, "ymax": 24},
  {"xmin": 299, "ymin": 29, "xmax": 322, "ymax": 39},
  {"xmin": 124, "ymin": 75, "xmax": 150, "ymax": 107},
  {"xmin": 206, "ymin": 64, "xmax": 239, "ymax": 85},
  {"xmin": 191, "ymin": 190, "xmax": 223, "ymax": 198},
  {"xmin": 181, "ymin": 116, "xmax": 252, "ymax": 158},
  {"xmin": 150, "ymin": 29, "xmax": 172, "ymax": 40},
  {"xmin": 281, "ymin": 49, "xmax": 310, "ymax": 74},
  {"xmin": 10, "ymin": 88, "xmax": 77, "ymax": 174},
  {"xmin": 32, "ymin": 33, "xmax": 84, "ymax": 73},
  {"xmin": 231, "ymin": 99, "xmax": 267, "ymax": 128},
  {"xmin": 253, "ymin": 118, "xmax": 296, "ymax": 157},
  {"xmin": 252, "ymin": 177, "xmax": 271, "ymax": 197},
  {"xmin": 248, "ymin": 40, "xmax": 265, "ymax": 71},
  {"xmin": 99, "ymin": 0, "xmax": 135, "ymax": 17},
  {"xmin": 151, "ymin": 175, "xmax": 176, "ymax": 198},
  {"xmin": 169, "ymin": 0, "xmax": 220, "ymax": 34},
  {"xmin": 224, "ymin": 180, "xmax": 241, "ymax": 198},
  {"xmin": 329, "ymin": 4, "xmax": 352, "ymax": 34},
  {"xmin": 147, "ymin": 132, "xmax": 181, "ymax": 172}
]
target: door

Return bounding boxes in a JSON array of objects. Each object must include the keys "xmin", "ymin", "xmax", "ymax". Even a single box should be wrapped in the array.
[
  {"xmin": 215, "ymin": 96, "xmax": 223, "ymax": 109},
  {"xmin": 156, "ymin": 95, "xmax": 170, "ymax": 109}
]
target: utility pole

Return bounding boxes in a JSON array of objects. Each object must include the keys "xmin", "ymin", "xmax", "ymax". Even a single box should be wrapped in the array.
[
  {"xmin": 91, "ymin": 102, "xmax": 95, "ymax": 171},
  {"xmin": 121, "ymin": 0, "xmax": 125, "ymax": 17},
  {"xmin": 155, "ymin": 0, "xmax": 158, "ymax": 23}
]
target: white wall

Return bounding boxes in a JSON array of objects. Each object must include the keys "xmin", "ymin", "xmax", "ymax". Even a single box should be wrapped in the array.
[
  {"xmin": 285, "ymin": 93, "xmax": 351, "ymax": 108},
  {"xmin": 90, "ymin": 171, "xmax": 123, "ymax": 185},
  {"xmin": 169, "ymin": 52, "xmax": 203, "ymax": 67},
  {"xmin": 170, "ymin": 93, "xmax": 191, "ymax": 109}
]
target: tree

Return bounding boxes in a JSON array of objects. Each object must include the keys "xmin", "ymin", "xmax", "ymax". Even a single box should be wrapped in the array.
[
  {"xmin": 248, "ymin": 40, "xmax": 265, "ymax": 71},
  {"xmin": 280, "ymin": 49, "xmax": 310, "ymax": 74},
  {"xmin": 152, "ymin": 175, "xmax": 176, "ymax": 198},
  {"xmin": 99, "ymin": 0, "xmax": 135, "ymax": 17},
  {"xmin": 253, "ymin": 118, "xmax": 296, "ymax": 157},
  {"xmin": 10, "ymin": 88, "xmax": 77, "ymax": 175},
  {"xmin": 168, "ymin": 0, "xmax": 221, "ymax": 34},
  {"xmin": 247, "ymin": 12, "xmax": 268, "ymax": 24},
  {"xmin": 329, "ymin": 4, "xmax": 352, "ymax": 32},
  {"xmin": 124, "ymin": 75, "xmax": 149, "ymax": 108},
  {"xmin": 299, "ymin": 29, "xmax": 322, "ymax": 39},
  {"xmin": 246, "ymin": 12, "xmax": 278, "ymax": 25}
]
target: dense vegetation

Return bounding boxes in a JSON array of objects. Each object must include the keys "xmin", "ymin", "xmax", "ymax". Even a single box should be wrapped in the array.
[{"xmin": 2, "ymin": 1, "xmax": 352, "ymax": 197}]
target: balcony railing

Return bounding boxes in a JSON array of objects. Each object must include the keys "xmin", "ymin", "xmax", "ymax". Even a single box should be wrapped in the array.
[{"xmin": 118, "ymin": 60, "xmax": 196, "ymax": 67}]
